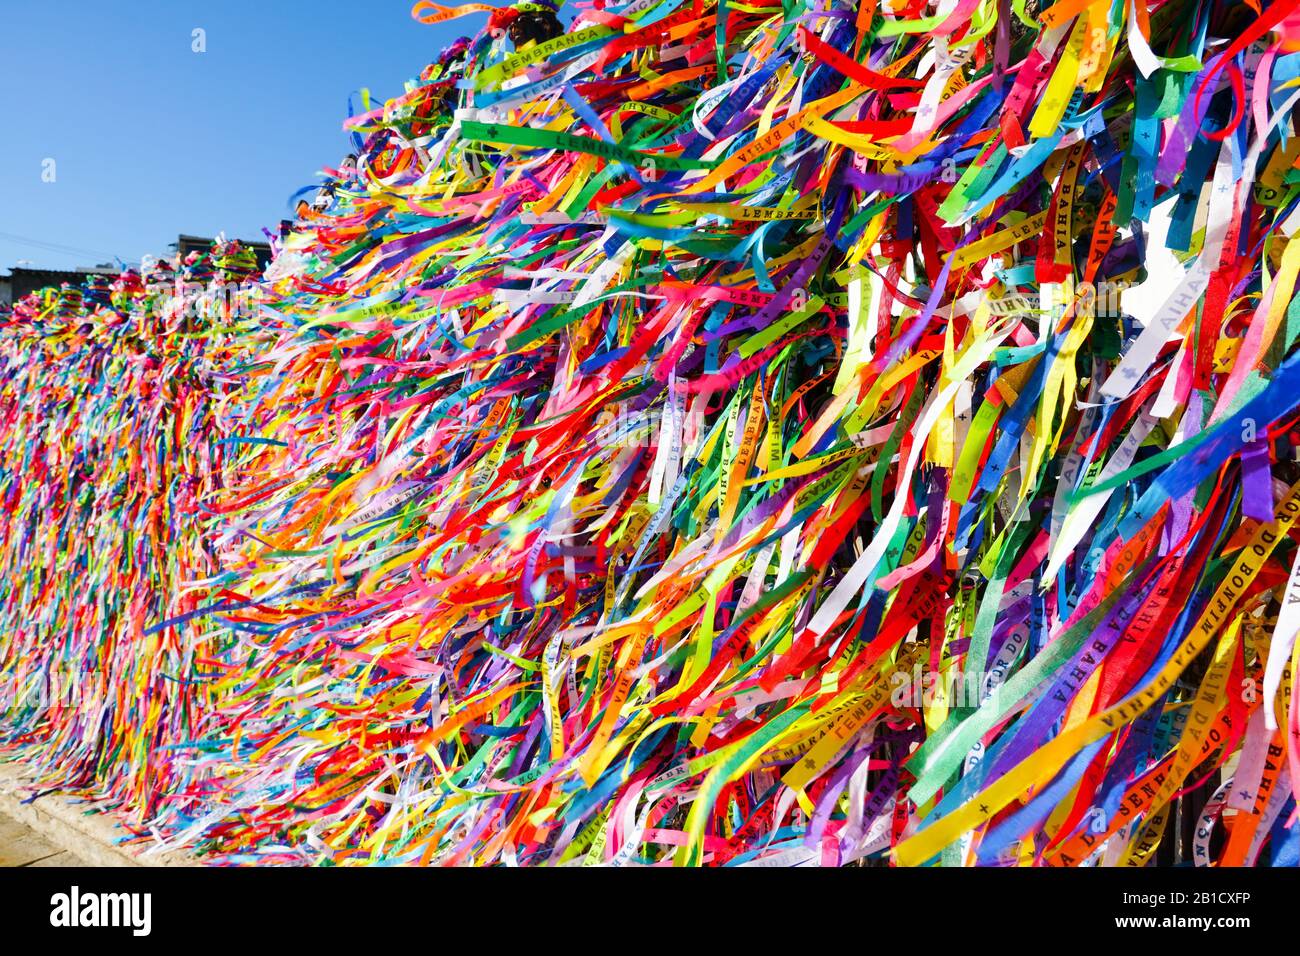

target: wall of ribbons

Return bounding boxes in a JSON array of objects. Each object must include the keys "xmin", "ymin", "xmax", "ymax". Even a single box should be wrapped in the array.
[{"xmin": 0, "ymin": 0, "xmax": 1298, "ymax": 867}]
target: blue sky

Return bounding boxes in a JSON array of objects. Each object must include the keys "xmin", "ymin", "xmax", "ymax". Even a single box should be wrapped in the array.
[{"xmin": 0, "ymin": 1, "xmax": 473, "ymax": 271}]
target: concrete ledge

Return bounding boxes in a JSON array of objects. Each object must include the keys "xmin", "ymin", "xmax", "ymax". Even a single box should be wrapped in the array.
[{"xmin": 0, "ymin": 760, "xmax": 197, "ymax": 868}]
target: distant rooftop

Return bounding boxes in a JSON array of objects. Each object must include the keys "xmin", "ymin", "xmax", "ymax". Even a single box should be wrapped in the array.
[
  {"xmin": 1, "ymin": 234, "xmax": 274, "ymax": 306},
  {"xmin": 0, "ymin": 265, "xmax": 121, "ymax": 306}
]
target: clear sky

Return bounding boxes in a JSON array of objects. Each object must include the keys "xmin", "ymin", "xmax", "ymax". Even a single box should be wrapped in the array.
[{"xmin": 0, "ymin": 0, "xmax": 474, "ymax": 272}]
